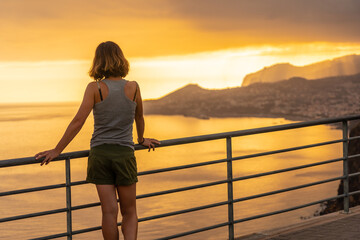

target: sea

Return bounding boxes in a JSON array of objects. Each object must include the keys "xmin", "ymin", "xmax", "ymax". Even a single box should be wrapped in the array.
[{"xmin": 0, "ymin": 102, "xmax": 344, "ymax": 239}]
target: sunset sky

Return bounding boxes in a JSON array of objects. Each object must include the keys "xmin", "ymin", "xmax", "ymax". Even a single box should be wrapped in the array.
[{"xmin": 1, "ymin": 0, "xmax": 360, "ymax": 102}]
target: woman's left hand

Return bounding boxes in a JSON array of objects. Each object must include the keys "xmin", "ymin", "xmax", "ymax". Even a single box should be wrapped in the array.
[
  {"xmin": 140, "ymin": 138, "xmax": 161, "ymax": 152},
  {"xmin": 35, "ymin": 149, "xmax": 61, "ymax": 166}
]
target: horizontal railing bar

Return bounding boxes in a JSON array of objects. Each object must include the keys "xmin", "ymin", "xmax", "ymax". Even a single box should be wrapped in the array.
[
  {"xmin": 1, "ymin": 137, "xmax": 349, "ymax": 176},
  {"xmin": 137, "ymin": 179, "xmax": 228, "ymax": 199},
  {"xmin": 138, "ymin": 158, "xmax": 227, "ymax": 176},
  {"xmin": 349, "ymin": 190, "xmax": 360, "ymax": 196},
  {"xmin": 72, "ymin": 179, "xmax": 228, "ymax": 211},
  {"xmin": 71, "ymin": 202, "xmax": 100, "ymax": 211},
  {"xmin": 71, "ymin": 202, "xmax": 229, "ymax": 236},
  {"xmin": 36, "ymin": 223, "xmax": 110, "ymax": 237},
  {"xmin": 0, "ymin": 150, "xmax": 90, "ymax": 168},
  {"xmin": 233, "ymin": 175, "xmax": 344, "ymax": 203},
  {"xmin": 231, "ymin": 139, "xmax": 343, "ymax": 162},
  {"xmin": 138, "ymin": 201, "xmax": 228, "ymax": 222},
  {"xmin": 4, "ymin": 161, "xmax": 352, "ymax": 198},
  {"xmin": 73, "ymin": 214, "xmax": 145, "ymax": 236},
  {"xmin": 0, "ymin": 183, "xmax": 66, "ymax": 197},
  {"xmin": 2, "ymin": 115, "xmax": 360, "ymax": 168},
  {"xmin": 70, "ymin": 179, "xmax": 228, "ymax": 209},
  {"xmin": 348, "ymin": 135, "xmax": 360, "ymax": 141},
  {"xmin": 3, "ymin": 154, "xmax": 356, "ymax": 198},
  {"xmin": 72, "ymin": 225, "xmax": 102, "ymax": 235},
  {"xmin": 148, "ymin": 115, "xmax": 360, "ymax": 149},
  {"xmin": 29, "ymin": 232, "xmax": 68, "ymax": 240},
  {"xmin": 348, "ymin": 153, "xmax": 360, "ymax": 159},
  {"xmin": 349, "ymin": 172, "xmax": 360, "ymax": 178},
  {"xmin": 156, "ymin": 222, "xmax": 229, "ymax": 240},
  {"xmin": 0, "ymin": 208, "xmax": 67, "ymax": 223},
  {"xmin": 30, "ymin": 190, "xmax": 360, "ymax": 239},
  {"xmin": 1, "ymin": 159, "xmax": 351, "ymax": 223},
  {"xmin": 88, "ymin": 138, "xmax": 354, "ymax": 178},
  {"xmin": 140, "ymin": 138, "xmax": 345, "ymax": 177},
  {"xmin": 29, "ymin": 190, "xmax": 360, "ymax": 239},
  {"xmin": 233, "ymin": 194, "xmax": 345, "ymax": 224},
  {"xmin": 62, "ymin": 172, "xmax": 234, "ymax": 189},
  {"xmin": 70, "ymin": 180, "xmax": 87, "ymax": 186},
  {"xmin": 68, "ymin": 140, "xmax": 351, "ymax": 182},
  {"xmin": 5, "ymin": 171, "xmax": 349, "ymax": 222},
  {"xmin": 233, "ymin": 157, "xmax": 344, "ymax": 182},
  {"xmin": 31, "ymin": 220, "xmax": 229, "ymax": 239},
  {"xmin": 1, "ymin": 157, "xmax": 355, "ymax": 225}
]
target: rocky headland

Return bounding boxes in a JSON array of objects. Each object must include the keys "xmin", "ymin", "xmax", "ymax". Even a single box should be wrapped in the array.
[{"xmin": 144, "ymin": 73, "xmax": 360, "ymax": 121}]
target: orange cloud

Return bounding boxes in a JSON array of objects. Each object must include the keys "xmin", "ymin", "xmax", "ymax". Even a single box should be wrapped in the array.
[{"xmin": 1, "ymin": 0, "xmax": 359, "ymax": 61}]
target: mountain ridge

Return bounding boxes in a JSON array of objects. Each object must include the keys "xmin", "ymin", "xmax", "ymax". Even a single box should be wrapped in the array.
[
  {"xmin": 242, "ymin": 54, "xmax": 360, "ymax": 86},
  {"xmin": 143, "ymin": 73, "xmax": 360, "ymax": 121}
]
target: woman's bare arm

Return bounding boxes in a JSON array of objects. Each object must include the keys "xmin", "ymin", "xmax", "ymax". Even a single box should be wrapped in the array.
[
  {"xmin": 134, "ymin": 82, "xmax": 144, "ymax": 141},
  {"xmin": 35, "ymin": 82, "xmax": 95, "ymax": 165},
  {"xmin": 134, "ymin": 82, "xmax": 160, "ymax": 151}
]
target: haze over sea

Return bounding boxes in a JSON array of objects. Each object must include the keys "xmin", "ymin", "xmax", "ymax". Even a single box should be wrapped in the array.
[{"xmin": 0, "ymin": 103, "xmax": 343, "ymax": 239}]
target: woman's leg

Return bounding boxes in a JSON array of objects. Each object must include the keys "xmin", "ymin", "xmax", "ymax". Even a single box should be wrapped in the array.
[
  {"xmin": 96, "ymin": 185, "xmax": 119, "ymax": 240},
  {"xmin": 117, "ymin": 183, "xmax": 138, "ymax": 240}
]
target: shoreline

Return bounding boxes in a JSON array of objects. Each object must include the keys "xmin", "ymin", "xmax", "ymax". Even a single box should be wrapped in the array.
[
  {"xmin": 144, "ymin": 113, "xmax": 360, "ymax": 130},
  {"xmin": 145, "ymin": 112, "xmax": 311, "ymax": 121}
]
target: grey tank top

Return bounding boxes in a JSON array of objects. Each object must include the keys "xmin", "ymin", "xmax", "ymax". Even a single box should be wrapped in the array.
[{"xmin": 90, "ymin": 79, "xmax": 137, "ymax": 150}]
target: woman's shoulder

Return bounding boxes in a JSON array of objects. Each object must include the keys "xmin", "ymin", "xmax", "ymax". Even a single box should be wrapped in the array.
[
  {"xmin": 126, "ymin": 80, "xmax": 138, "ymax": 86},
  {"xmin": 86, "ymin": 81, "xmax": 99, "ymax": 91},
  {"xmin": 125, "ymin": 80, "xmax": 139, "ymax": 90},
  {"xmin": 85, "ymin": 81, "xmax": 105, "ymax": 96}
]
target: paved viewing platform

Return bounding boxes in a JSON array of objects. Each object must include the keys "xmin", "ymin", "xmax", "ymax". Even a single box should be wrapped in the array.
[{"xmin": 238, "ymin": 206, "xmax": 360, "ymax": 240}]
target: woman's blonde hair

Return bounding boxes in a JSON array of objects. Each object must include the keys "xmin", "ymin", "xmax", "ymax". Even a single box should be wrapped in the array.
[{"xmin": 89, "ymin": 41, "xmax": 129, "ymax": 81}]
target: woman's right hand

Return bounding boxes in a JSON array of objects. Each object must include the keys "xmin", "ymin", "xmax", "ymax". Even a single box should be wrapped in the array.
[
  {"xmin": 140, "ymin": 138, "xmax": 161, "ymax": 151},
  {"xmin": 35, "ymin": 149, "xmax": 61, "ymax": 166}
]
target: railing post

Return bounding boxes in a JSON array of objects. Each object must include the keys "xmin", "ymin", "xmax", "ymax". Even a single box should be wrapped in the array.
[
  {"xmin": 342, "ymin": 120, "xmax": 349, "ymax": 214},
  {"xmin": 226, "ymin": 137, "xmax": 234, "ymax": 240},
  {"xmin": 65, "ymin": 157, "xmax": 73, "ymax": 239}
]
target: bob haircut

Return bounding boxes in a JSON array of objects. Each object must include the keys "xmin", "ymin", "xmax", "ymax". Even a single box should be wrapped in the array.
[{"xmin": 89, "ymin": 41, "xmax": 129, "ymax": 81}]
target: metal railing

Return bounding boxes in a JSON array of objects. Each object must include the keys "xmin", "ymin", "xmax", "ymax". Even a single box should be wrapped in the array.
[{"xmin": 1, "ymin": 115, "xmax": 360, "ymax": 240}]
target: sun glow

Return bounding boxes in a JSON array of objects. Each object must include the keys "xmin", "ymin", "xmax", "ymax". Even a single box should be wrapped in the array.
[
  {"xmin": 130, "ymin": 42, "xmax": 360, "ymax": 99},
  {"xmin": 1, "ymin": 42, "xmax": 360, "ymax": 103}
]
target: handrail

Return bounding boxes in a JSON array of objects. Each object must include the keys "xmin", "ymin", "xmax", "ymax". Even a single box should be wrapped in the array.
[
  {"xmin": 1, "ymin": 114, "xmax": 360, "ymax": 240},
  {"xmin": 1, "ymin": 114, "xmax": 360, "ymax": 168}
]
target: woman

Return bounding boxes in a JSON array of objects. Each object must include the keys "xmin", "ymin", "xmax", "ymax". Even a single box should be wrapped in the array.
[{"xmin": 35, "ymin": 41, "xmax": 160, "ymax": 240}]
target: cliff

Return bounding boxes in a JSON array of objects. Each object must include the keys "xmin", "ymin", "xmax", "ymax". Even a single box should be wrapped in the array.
[{"xmin": 242, "ymin": 54, "xmax": 360, "ymax": 87}]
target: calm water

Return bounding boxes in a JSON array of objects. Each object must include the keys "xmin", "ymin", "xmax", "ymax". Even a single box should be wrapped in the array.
[{"xmin": 0, "ymin": 103, "xmax": 343, "ymax": 239}]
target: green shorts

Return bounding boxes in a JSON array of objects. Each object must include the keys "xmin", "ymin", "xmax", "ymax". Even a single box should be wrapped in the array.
[{"xmin": 86, "ymin": 143, "xmax": 138, "ymax": 186}]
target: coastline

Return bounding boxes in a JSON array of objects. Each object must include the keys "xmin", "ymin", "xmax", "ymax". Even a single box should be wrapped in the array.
[
  {"xmin": 145, "ymin": 112, "xmax": 360, "ymax": 131},
  {"xmin": 145, "ymin": 112, "xmax": 311, "ymax": 121}
]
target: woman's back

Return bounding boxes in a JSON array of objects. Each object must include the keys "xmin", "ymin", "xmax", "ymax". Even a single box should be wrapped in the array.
[{"xmin": 90, "ymin": 79, "xmax": 137, "ymax": 149}]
